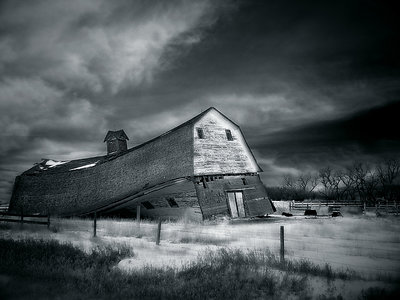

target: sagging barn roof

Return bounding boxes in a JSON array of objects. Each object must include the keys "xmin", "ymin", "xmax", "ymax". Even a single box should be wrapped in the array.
[
  {"xmin": 10, "ymin": 107, "xmax": 265, "ymax": 217},
  {"xmin": 23, "ymin": 107, "xmax": 262, "ymax": 176}
]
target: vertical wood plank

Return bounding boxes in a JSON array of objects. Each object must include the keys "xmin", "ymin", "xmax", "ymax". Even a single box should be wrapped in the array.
[
  {"xmin": 93, "ymin": 212, "xmax": 97, "ymax": 237},
  {"xmin": 20, "ymin": 208, "xmax": 24, "ymax": 227},
  {"xmin": 156, "ymin": 219, "xmax": 161, "ymax": 245},
  {"xmin": 280, "ymin": 226, "xmax": 284, "ymax": 264},
  {"xmin": 137, "ymin": 205, "xmax": 141, "ymax": 227}
]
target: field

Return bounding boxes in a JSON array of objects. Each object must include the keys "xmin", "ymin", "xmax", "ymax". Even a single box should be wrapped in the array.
[{"xmin": 1, "ymin": 215, "xmax": 400, "ymax": 299}]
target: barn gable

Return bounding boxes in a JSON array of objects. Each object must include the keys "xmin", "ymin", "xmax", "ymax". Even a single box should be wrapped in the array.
[{"xmin": 193, "ymin": 108, "xmax": 261, "ymax": 175}]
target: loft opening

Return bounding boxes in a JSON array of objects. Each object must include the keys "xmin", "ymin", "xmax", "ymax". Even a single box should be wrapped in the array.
[
  {"xmin": 225, "ymin": 129, "xmax": 233, "ymax": 141},
  {"xmin": 142, "ymin": 201, "xmax": 154, "ymax": 209},
  {"xmin": 166, "ymin": 197, "xmax": 179, "ymax": 208},
  {"xmin": 196, "ymin": 127, "xmax": 205, "ymax": 139}
]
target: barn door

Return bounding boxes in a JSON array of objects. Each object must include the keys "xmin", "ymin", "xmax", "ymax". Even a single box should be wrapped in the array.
[{"xmin": 227, "ymin": 191, "xmax": 246, "ymax": 218}]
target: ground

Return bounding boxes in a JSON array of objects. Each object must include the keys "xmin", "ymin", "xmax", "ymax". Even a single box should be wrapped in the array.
[{"xmin": 0, "ymin": 214, "xmax": 399, "ymax": 299}]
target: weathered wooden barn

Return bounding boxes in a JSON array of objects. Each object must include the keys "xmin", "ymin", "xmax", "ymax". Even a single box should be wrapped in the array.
[{"xmin": 9, "ymin": 107, "xmax": 275, "ymax": 220}]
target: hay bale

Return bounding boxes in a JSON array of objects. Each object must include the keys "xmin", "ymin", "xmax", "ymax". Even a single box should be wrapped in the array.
[{"xmin": 304, "ymin": 209, "xmax": 317, "ymax": 216}]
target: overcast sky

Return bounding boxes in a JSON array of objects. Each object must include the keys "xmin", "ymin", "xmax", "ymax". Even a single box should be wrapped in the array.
[{"xmin": 1, "ymin": 0, "xmax": 399, "ymax": 203}]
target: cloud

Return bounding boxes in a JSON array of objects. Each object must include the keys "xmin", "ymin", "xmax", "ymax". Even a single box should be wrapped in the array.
[
  {"xmin": 252, "ymin": 101, "xmax": 400, "ymax": 186},
  {"xmin": 0, "ymin": 0, "xmax": 224, "ymax": 94},
  {"xmin": 205, "ymin": 93, "xmax": 335, "ymax": 132},
  {"xmin": 0, "ymin": 0, "xmax": 232, "ymax": 203}
]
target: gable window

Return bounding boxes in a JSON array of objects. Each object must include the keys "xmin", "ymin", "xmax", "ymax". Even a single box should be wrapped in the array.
[
  {"xmin": 225, "ymin": 129, "xmax": 233, "ymax": 141},
  {"xmin": 166, "ymin": 197, "xmax": 179, "ymax": 208},
  {"xmin": 142, "ymin": 201, "xmax": 154, "ymax": 209},
  {"xmin": 197, "ymin": 127, "xmax": 204, "ymax": 139}
]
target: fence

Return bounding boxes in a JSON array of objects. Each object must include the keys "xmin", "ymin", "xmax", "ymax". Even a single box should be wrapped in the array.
[
  {"xmin": 0, "ymin": 205, "xmax": 8, "ymax": 213},
  {"xmin": 85, "ymin": 215, "xmax": 400, "ymax": 276},
  {"xmin": 0, "ymin": 211, "xmax": 50, "ymax": 227},
  {"xmin": 288, "ymin": 200, "xmax": 399, "ymax": 215},
  {"xmin": 1, "ymin": 209, "xmax": 399, "ymax": 277}
]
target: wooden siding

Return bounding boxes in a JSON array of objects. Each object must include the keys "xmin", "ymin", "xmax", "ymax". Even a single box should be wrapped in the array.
[
  {"xmin": 193, "ymin": 110, "xmax": 259, "ymax": 175},
  {"xmin": 194, "ymin": 175, "xmax": 274, "ymax": 218},
  {"xmin": 109, "ymin": 179, "xmax": 202, "ymax": 221},
  {"xmin": 9, "ymin": 124, "xmax": 194, "ymax": 216}
]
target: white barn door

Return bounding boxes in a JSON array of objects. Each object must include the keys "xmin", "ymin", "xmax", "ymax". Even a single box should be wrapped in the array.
[{"xmin": 227, "ymin": 191, "xmax": 246, "ymax": 218}]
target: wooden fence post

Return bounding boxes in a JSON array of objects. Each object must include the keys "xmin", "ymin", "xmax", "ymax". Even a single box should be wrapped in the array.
[
  {"xmin": 280, "ymin": 226, "xmax": 284, "ymax": 264},
  {"xmin": 363, "ymin": 202, "xmax": 366, "ymax": 215},
  {"xmin": 156, "ymin": 219, "xmax": 161, "ymax": 245},
  {"xmin": 136, "ymin": 205, "xmax": 141, "ymax": 228},
  {"xmin": 93, "ymin": 212, "xmax": 97, "ymax": 237},
  {"xmin": 20, "ymin": 208, "xmax": 24, "ymax": 228}
]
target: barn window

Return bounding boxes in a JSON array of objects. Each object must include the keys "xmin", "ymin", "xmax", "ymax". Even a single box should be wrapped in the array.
[
  {"xmin": 225, "ymin": 129, "xmax": 233, "ymax": 141},
  {"xmin": 142, "ymin": 201, "xmax": 154, "ymax": 209},
  {"xmin": 196, "ymin": 127, "xmax": 204, "ymax": 139},
  {"xmin": 242, "ymin": 178, "xmax": 248, "ymax": 185},
  {"xmin": 167, "ymin": 197, "xmax": 179, "ymax": 208}
]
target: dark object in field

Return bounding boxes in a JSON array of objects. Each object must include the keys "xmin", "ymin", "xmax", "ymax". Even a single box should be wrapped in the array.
[
  {"xmin": 282, "ymin": 212, "xmax": 293, "ymax": 217},
  {"xmin": 332, "ymin": 211, "xmax": 342, "ymax": 217},
  {"xmin": 304, "ymin": 209, "xmax": 317, "ymax": 216}
]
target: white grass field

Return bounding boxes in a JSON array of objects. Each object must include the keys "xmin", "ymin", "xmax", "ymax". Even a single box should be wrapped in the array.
[{"xmin": 1, "ymin": 214, "xmax": 399, "ymax": 298}]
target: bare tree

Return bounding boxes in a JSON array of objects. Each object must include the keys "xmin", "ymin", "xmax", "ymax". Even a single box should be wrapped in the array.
[
  {"xmin": 376, "ymin": 159, "xmax": 400, "ymax": 200},
  {"xmin": 318, "ymin": 167, "xmax": 342, "ymax": 200},
  {"xmin": 349, "ymin": 162, "xmax": 379, "ymax": 203},
  {"xmin": 338, "ymin": 169, "xmax": 357, "ymax": 200},
  {"xmin": 282, "ymin": 174, "xmax": 296, "ymax": 189},
  {"xmin": 297, "ymin": 173, "xmax": 318, "ymax": 198}
]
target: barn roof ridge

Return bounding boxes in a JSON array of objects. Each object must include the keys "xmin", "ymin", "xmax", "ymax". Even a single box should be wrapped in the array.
[{"xmin": 23, "ymin": 107, "xmax": 240, "ymax": 174}]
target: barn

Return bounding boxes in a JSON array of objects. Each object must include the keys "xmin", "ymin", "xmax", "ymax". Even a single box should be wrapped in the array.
[{"xmin": 9, "ymin": 107, "xmax": 275, "ymax": 220}]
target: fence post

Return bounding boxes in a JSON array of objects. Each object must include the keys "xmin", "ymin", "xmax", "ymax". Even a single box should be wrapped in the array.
[
  {"xmin": 20, "ymin": 208, "xmax": 24, "ymax": 227},
  {"xmin": 136, "ymin": 205, "xmax": 141, "ymax": 228},
  {"xmin": 93, "ymin": 212, "xmax": 97, "ymax": 237},
  {"xmin": 280, "ymin": 225, "xmax": 284, "ymax": 264},
  {"xmin": 363, "ymin": 202, "xmax": 366, "ymax": 215},
  {"xmin": 156, "ymin": 219, "xmax": 162, "ymax": 245},
  {"xmin": 395, "ymin": 200, "xmax": 398, "ymax": 216}
]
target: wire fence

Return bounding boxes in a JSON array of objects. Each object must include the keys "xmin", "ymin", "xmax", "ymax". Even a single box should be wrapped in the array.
[{"xmin": 2, "ymin": 215, "xmax": 400, "ymax": 276}]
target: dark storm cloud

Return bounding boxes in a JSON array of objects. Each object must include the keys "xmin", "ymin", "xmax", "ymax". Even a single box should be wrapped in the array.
[
  {"xmin": 251, "ymin": 101, "xmax": 400, "ymax": 185},
  {"xmin": 0, "ymin": 0, "xmax": 399, "ymax": 202},
  {"xmin": 0, "ymin": 0, "xmax": 233, "ymax": 203}
]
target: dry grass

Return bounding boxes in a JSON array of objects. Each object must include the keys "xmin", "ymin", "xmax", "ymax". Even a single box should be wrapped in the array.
[{"xmin": 4, "ymin": 238, "xmax": 395, "ymax": 300}]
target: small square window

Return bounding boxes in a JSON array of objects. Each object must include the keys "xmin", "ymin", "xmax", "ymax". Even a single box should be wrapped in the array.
[
  {"xmin": 142, "ymin": 201, "xmax": 154, "ymax": 209},
  {"xmin": 225, "ymin": 129, "xmax": 233, "ymax": 141},
  {"xmin": 166, "ymin": 197, "xmax": 179, "ymax": 208},
  {"xmin": 197, "ymin": 128, "xmax": 204, "ymax": 139}
]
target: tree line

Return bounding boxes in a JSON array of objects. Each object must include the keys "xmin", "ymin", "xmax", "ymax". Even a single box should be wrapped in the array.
[{"xmin": 266, "ymin": 159, "xmax": 400, "ymax": 203}]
